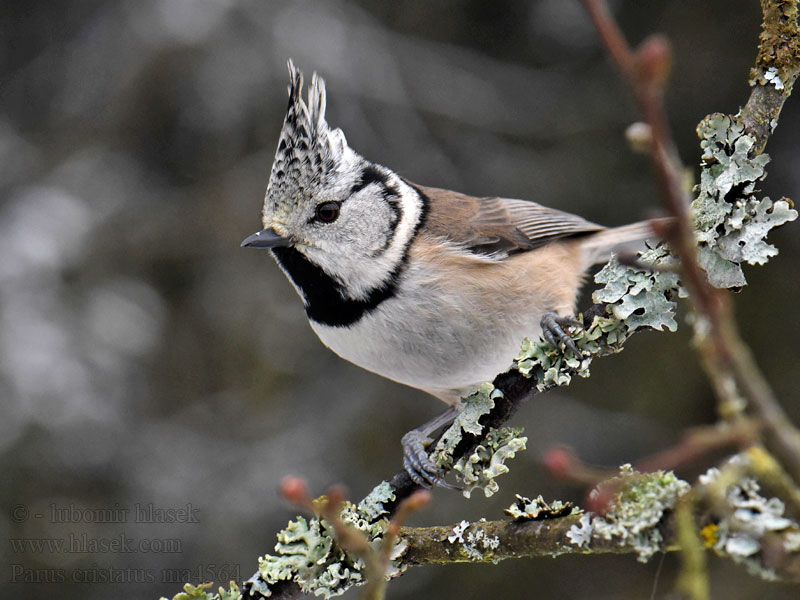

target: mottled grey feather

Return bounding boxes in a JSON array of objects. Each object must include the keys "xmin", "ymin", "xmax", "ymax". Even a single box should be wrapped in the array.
[{"xmin": 265, "ymin": 59, "xmax": 352, "ymax": 221}]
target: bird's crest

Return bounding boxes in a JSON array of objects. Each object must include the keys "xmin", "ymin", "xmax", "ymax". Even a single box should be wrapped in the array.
[{"xmin": 265, "ymin": 60, "xmax": 351, "ymax": 220}]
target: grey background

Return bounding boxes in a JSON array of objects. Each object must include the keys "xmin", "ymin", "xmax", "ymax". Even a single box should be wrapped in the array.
[{"xmin": 2, "ymin": 1, "xmax": 799, "ymax": 598}]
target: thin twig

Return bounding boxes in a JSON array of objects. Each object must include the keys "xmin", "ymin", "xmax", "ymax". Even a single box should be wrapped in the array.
[{"xmin": 634, "ymin": 421, "xmax": 758, "ymax": 473}]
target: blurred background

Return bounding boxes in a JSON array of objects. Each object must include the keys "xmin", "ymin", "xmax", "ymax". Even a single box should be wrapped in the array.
[{"xmin": 2, "ymin": 1, "xmax": 799, "ymax": 598}]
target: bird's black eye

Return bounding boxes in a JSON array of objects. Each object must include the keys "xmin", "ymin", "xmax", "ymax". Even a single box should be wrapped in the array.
[{"xmin": 315, "ymin": 201, "xmax": 340, "ymax": 223}]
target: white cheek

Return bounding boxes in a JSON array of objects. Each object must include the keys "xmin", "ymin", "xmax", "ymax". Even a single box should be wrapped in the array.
[
  {"xmin": 341, "ymin": 182, "xmax": 423, "ymax": 298},
  {"xmin": 296, "ymin": 175, "xmax": 423, "ymax": 301},
  {"xmin": 339, "ymin": 194, "xmax": 393, "ymax": 250}
]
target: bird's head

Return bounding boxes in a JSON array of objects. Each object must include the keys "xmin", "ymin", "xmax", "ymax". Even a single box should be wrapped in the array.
[{"xmin": 242, "ymin": 60, "xmax": 425, "ymax": 304}]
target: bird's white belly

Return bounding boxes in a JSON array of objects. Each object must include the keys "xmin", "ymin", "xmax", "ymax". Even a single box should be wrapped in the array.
[{"xmin": 310, "ymin": 290, "xmax": 542, "ymax": 404}]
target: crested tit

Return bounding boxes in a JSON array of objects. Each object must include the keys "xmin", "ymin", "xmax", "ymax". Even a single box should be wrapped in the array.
[{"xmin": 243, "ymin": 61, "xmax": 663, "ymax": 487}]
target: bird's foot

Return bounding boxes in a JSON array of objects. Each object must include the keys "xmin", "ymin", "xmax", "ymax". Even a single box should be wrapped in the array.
[
  {"xmin": 541, "ymin": 312, "xmax": 582, "ymax": 356},
  {"xmin": 401, "ymin": 430, "xmax": 460, "ymax": 490},
  {"xmin": 401, "ymin": 406, "xmax": 462, "ymax": 490}
]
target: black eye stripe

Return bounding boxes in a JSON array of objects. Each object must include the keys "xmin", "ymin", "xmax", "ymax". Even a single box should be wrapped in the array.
[{"xmin": 350, "ymin": 164, "xmax": 388, "ymax": 194}]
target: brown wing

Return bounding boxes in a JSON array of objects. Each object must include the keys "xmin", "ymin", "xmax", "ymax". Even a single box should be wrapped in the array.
[{"xmin": 417, "ymin": 184, "xmax": 604, "ymax": 256}]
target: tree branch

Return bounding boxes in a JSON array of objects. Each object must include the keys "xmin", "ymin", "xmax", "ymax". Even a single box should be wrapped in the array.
[
  {"xmin": 398, "ymin": 455, "xmax": 800, "ymax": 585},
  {"xmin": 399, "ymin": 513, "xmax": 632, "ymax": 565}
]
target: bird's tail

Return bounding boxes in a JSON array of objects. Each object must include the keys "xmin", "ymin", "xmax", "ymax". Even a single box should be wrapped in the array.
[{"xmin": 579, "ymin": 217, "xmax": 673, "ymax": 267}]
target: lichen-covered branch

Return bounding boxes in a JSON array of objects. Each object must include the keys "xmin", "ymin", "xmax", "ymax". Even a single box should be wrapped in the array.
[
  {"xmin": 232, "ymin": 457, "xmax": 800, "ymax": 600},
  {"xmin": 695, "ymin": 4, "xmax": 800, "ymax": 487},
  {"xmin": 743, "ymin": 0, "xmax": 800, "ymax": 152},
  {"xmin": 163, "ymin": 450, "xmax": 800, "ymax": 600},
  {"xmin": 399, "ymin": 460, "xmax": 800, "ymax": 584}
]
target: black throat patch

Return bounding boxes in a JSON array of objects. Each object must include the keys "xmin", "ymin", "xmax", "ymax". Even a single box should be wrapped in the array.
[{"xmin": 271, "ymin": 247, "xmax": 400, "ymax": 327}]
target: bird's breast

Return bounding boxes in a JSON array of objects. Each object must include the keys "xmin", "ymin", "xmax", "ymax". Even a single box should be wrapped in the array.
[{"xmin": 308, "ymin": 243, "xmax": 579, "ymax": 402}]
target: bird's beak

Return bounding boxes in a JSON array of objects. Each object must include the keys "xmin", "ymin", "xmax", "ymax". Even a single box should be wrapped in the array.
[{"xmin": 240, "ymin": 228, "xmax": 292, "ymax": 249}]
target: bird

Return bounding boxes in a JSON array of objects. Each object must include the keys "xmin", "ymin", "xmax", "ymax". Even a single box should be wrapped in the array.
[{"xmin": 242, "ymin": 60, "xmax": 664, "ymax": 488}]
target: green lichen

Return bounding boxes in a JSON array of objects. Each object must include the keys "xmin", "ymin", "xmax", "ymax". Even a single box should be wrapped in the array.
[
  {"xmin": 784, "ymin": 531, "xmax": 800, "ymax": 553},
  {"xmin": 763, "ymin": 66, "xmax": 786, "ymax": 91},
  {"xmin": 594, "ymin": 247, "xmax": 684, "ymax": 333},
  {"xmin": 748, "ymin": 0, "xmax": 800, "ymax": 95},
  {"xmin": 514, "ymin": 245, "xmax": 681, "ymax": 391},
  {"xmin": 430, "ymin": 383, "xmax": 526, "ymax": 497},
  {"xmin": 255, "ymin": 481, "xmax": 400, "ymax": 598},
  {"xmin": 433, "ymin": 382, "xmax": 501, "ymax": 464},
  {"xmin": 446, "ymin": 518, "xmax": 502, "ymax": 562},
  {"xmin": 567, "ymin": 514, "xmax": 594, "ymax": 548},
  {"xmin": 160, "ymin": 582, "xmax": 240, "ymax": 600},
  {"xmin": 504, "ymin": 494, "xmax": 578, "ymax": 521},
  {"xmin": 692, "ymin": 113, "xmax": 797, "ymax": 288},
  {"xmin": 514, "ymin": 334, "xmax": 588, "ymax": 386},
  {"xmin": 453, "ymin": 427, "xmax": 527, "ymax": 498},
  {"xmin": 699, "ymin": 456, "xmax": 799, "ymax": 581},
  {"xmin": 580, "ymin": 465, "xmax": 690, "ymax": 562},
  {"xmin": 464, "ymin": 522, "xmax": 501, "ymax": 561},
  {"xmin": 258, "ymin": 516, "xmax": 344, "ymax": 594},
  {"xmin": 355, "ymin": 481, "xmax": 395, "ymax": 522},
  {"xmin": 423, "ymin": 384, "xmax": 529, "ymax": 497}
]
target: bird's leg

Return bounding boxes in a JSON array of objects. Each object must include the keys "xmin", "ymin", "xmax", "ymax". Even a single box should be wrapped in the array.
[
  {"xmin": 540, "ymin": 311, "xmax": 582, "ymax": 356},
  {"xmin": 401, "ymin": 405, "xmax": 462, "ymax": 490}
]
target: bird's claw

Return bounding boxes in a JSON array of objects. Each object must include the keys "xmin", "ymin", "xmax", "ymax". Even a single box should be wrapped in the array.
[
  {"xmin": 541, "ymin": 312, "xmax": 582, "ymax": 356},
  {"xmin": 401, "ymin": 430, "xmax": 461, "ymax": 490}
]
